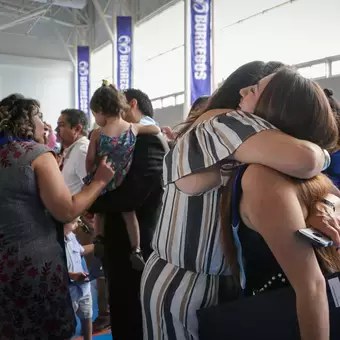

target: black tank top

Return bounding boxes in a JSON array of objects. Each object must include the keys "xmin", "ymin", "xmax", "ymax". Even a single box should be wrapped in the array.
[{"xmin": 232, "ymin": 165, "xmax": 289, "ymax": 296}]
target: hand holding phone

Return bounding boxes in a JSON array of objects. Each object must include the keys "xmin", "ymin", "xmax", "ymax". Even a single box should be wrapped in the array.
[{"xmin": 297, "ymin": 228, "xmax": 333, "ymax": 248}]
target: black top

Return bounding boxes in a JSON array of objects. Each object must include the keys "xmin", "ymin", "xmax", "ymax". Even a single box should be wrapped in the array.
[
  {"xmin": 88, "ymin": 134, "xmax": 167, "ymax": 340},
  {"xmin": 238, "ymin": 223, "xmax": 289, "ymax": 296},
  {"xmin": 89, "ymin": 134, "xmax": 167, "ymax": 258},
  {"xmin": 232, "ymin": 166, "xmax": 290, "ymax": 296}
]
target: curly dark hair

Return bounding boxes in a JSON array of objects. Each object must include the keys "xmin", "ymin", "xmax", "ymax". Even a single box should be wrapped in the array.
[
  {"xmin": 0, "ymin": 93, "xmax": 41, "ymax": 140},
  {"xmin": 123, "ymin": 88, "xmax": 154, "ymax": 118},
  {"xmin": 90, "ymin": 82, "xmax": 129, "ymax": 117}
]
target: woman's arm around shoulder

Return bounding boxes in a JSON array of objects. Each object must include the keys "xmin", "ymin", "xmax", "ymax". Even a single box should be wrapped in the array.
[
  {"xmin": 132, "ymin": 123, "xmax": 160, "ymax": 136},
  {"xmin": 234, "ymin": 129, "xmax": 325, "ymax": 179},
  {"xmin": 167, "ymin": 110, "xmax": 326, "ymax": 186},
  {"xmin": 240, "ymin": 164, "xmax": 329, "ymax": 340}
]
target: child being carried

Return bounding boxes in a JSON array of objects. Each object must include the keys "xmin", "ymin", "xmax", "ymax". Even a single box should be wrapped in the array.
[{"xmin": 84, "ymin": 81, "xmax": 160, "ymax": 270}]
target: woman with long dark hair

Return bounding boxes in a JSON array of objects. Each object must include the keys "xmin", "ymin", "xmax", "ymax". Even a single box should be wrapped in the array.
[
  {"xmin": 217, "ymin": 69, "xmax": 340, "ymax": 340},
  {"xmin": 141, "ymin": 64, "xmax": 340, "ymax": 340}
]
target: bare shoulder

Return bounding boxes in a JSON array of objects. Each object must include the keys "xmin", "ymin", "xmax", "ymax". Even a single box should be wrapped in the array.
[
  {"xmin": 241, "ymin": 164, "xmax": 295, "ymax": 195},
  {"xmin": 31, "ymin": 151, "xmax": 57, "ymax": 170},
  {"xmin": 91, "ymin": 128, "xmax": 101, "ymax": 138}
]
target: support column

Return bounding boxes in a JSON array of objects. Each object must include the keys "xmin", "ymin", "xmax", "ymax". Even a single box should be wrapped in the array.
[
  {"xmin": 73, "ymin": 9, "xmax": 78, "ymax": 109},
  {"xmin": 211, "ymin": 0, "xmax": 217, "ymax": 91},
  {"xmin": 131, "ymin": 4, "xmax": 137, "ymax": 88},
  {"xmin": 184, "ymin": 0, "xmax": 191, "ymax": 119}
]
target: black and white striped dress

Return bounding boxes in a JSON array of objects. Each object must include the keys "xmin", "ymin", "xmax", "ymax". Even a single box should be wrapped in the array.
[{"xmin": 141, "ymin": 111, "xmax": 275, "ymax": 340}]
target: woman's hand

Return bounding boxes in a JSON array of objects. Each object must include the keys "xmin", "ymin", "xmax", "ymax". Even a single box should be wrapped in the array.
[
  {"xmin": 306, "ymin": 201, "xmax": 340, "ymax": 248},
  {"xmin": 161, "ymin": 126, "xmax": 176, "ymax": 141},
  {"xmin": 69, "ymin": 272, "xmax": 88, "ymax": 282},
  {"xmin": 93, "ymin": 156, "xmax": 114, "ymax": 185}
]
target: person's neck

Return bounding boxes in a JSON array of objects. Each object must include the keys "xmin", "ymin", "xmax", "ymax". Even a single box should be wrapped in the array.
[
  {"xmin": 135, "ymin": 113, "xmax": 145, "ymax": 124},
  {"xmin": 64, "ymin": 135, "xmax": 83, "ymax": 149}
]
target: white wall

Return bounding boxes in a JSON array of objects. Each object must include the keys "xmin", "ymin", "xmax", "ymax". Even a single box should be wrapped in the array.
[
  {"xmin": 0, "ymin": 54, "xmax": 74, "ymax": 128},
  {"xmin": 214, "ymin": 0, "xmax": 340, "ymax": 83},
  {"xmin": 134, "ymin": 1, "xmax": 184, "ymax": 99},
  {"xmin": 91, "ymin": 43, "xmax": 113, "ymax": 95},
  {"xmin": 134, "ymin": 0, "xmax": 340, "ymax": 100}
]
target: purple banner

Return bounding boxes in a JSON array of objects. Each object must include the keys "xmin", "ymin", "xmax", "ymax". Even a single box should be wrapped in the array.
[
  {"xmin": 77, "ymin": 46, "xmax": 90, "ymax": 118},
  {"xmin": 191, "ymin": 0, "xmax": 212, "ymax": 104},
  {"xmin": 117, "ymin": 16, "xmax": 132, "ymax": 91}
]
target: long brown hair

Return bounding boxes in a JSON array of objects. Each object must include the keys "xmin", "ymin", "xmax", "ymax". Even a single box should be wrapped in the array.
[
  {"xmin": 254, "ymin": 68, "xmax": 338, "ymax": 152},
  {"xmin": 221, "ymin": 69, "xmax": 340, "ymax": 286},
  {"xmin": 176, "ymin": 61, "xmax": 285, "ymax": 140}
]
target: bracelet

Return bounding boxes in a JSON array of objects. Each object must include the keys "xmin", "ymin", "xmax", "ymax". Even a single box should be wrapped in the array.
[
  {"xmin": 93, "ymin": 235, "xmax": 105, "ymax": 245},
  {"xmin": 322, "ymin": 149, "xmax": 331, "ymax": 171},
  {"xmin": 320, "ymin": 198, "xmax": 336, "ymax": 212}
]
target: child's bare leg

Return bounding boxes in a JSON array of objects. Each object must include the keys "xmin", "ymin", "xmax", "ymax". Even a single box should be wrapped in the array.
[
  {"xmin": 93, "ymin": 214, "xmax": 105, "ymax": 259},
  {"xmin": 122, "ymin": 211, "xmax": 140, "ymax": 250},
  {"xmin": 94, "ymin": 214, "xmax": 104, "ymax": 236},
  {"xmin": 122, "ymin": 211, "xmax": 145, "ymax": 271}
]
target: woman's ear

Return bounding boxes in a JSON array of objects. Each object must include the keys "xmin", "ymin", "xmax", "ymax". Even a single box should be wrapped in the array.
[{"xmin": 130, "ymin": 98, "xmax": 138, "ymax": 109}]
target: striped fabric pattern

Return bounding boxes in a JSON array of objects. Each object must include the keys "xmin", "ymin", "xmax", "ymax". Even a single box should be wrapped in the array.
[
  {"xmin": 154, "ymin": 110, "xmax": 275, "ymax": 275},
  {"xmin": 142, "ymin": 110, "xmax": 275, "ymax": 339}
]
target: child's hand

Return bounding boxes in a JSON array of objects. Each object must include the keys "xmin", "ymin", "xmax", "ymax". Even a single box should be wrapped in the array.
[{"xmin": 69, "ymin": 272, "xmax": 88, "ymax": 282}]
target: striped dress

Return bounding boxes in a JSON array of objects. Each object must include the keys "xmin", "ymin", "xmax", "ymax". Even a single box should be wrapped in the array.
[{"xmin": 141, "ymin": 111, "xmax": 275, "ymax": 340}]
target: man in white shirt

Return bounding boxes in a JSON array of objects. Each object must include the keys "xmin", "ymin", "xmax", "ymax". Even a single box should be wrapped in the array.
[{"xmin": 56, "ymin": 109, "xmax": 89, "ymax": 195}]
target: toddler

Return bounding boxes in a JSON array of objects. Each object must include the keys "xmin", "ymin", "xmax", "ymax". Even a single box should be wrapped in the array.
[
  {"xmin": 84, "ymin": 82, "xmax": 160, "ymax": 270},
  {"xmin": 64, "ymin": 219, "xmax": 94, "ymax": 340}
]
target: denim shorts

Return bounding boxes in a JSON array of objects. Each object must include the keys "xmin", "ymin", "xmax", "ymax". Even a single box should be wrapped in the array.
[{"xmin": 72, "ymin": 293, "xmax": 93, "ymax": 320}]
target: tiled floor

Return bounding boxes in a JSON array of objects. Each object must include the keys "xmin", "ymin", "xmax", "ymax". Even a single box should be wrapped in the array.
[{"xmin": 74, "ymin": 330, "xmax": 111, "ymax": 340}]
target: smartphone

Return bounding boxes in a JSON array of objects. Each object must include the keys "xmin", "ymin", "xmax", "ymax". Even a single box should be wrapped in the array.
[{"xmin": 297, "ymin": 228, "xmax": 333, "ymax": 248}]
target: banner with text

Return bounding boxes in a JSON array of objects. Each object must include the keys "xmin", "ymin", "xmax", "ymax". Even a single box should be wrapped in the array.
[
  {"xmin": 77, "ymin": 46, "xmax": 90, "ymax": 118},
  {"xmin": 117, "ymin": 16, "xmax": 132, "ymax": 90},
  {"xmin": 190, "ymin": 0, "xmax": 211, "ymax": 104}
]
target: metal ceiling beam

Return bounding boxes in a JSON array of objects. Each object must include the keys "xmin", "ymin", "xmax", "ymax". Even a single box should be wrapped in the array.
[
  {"xmin": 92, "ymin": 0, "xmax": 115, "ymax": 43},
  {"xmin": 0, "ymin": 1, "xmax": 87, "ymax": 28},
  {"xmin": 64, "ymin": 6, "xmax": 89, "ymax": 25},
  {"xmin": 0, "ymin": 8, "xmax": 46, "ymax": 31},
  {"xmin": 52, "ymin": 20, "xmax": 76, "ymax": 66},
  {"xmin": 26, "ymin": 3, "xmax": 52, "ymax": 34}
]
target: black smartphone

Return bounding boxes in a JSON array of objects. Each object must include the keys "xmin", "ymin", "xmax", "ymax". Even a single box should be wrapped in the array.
[{"xmin": 297, "ymin": 228, "xmax": 333, "ymax": 248}]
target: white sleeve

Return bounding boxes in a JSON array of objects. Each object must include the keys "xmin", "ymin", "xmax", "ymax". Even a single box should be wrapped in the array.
[{"xmin": 75, "ymin": 143, "xmax": 89, "ymax": 183}]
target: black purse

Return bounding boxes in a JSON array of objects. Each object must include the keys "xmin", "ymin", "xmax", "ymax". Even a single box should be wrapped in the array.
[{"xmin": 198, "ymin": 272, "xmax": 340, "ymax": 340}]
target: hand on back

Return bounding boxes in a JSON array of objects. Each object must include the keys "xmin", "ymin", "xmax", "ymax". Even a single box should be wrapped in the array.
[{"xmin": 93, "ymin": 156, "xmax": 115, "ymax": 185}]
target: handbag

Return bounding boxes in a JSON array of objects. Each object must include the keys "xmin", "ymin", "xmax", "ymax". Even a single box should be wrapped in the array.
[{"xmin": 197, "ymin": 272, "xmax": 340, "ymax": 340}]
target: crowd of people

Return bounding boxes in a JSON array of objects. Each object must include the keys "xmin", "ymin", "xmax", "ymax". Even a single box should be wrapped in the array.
[{"xmin": 0, "ymin": 61, "xmax": 340, "ymax": 340}]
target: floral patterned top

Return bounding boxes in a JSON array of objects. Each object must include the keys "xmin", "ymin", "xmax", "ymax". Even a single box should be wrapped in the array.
[
  {"xmin": 0, "ymin": 141, "xmax": 75, "ymax": 340},
  {"xmin": 84, "ymin": 127, "xmax": 137, "ymax": 193}
]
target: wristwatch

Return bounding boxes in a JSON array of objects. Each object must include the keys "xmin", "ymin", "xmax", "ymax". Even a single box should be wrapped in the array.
[
  {"xmin": 320, "ymin": 198, "xmax": 336, "ymax": 212},
  {"xmin": 93, "ymin": 235, "xmax": 105, "ymax": 245},
  {"xmin": 322, "ymin": 149, "xmax": 331, "ymax": 171}
]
